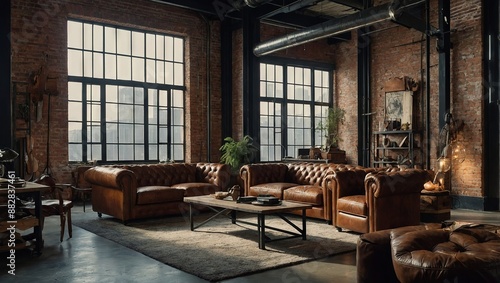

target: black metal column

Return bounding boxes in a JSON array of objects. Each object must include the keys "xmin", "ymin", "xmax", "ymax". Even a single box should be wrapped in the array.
[
  {"xmin": 484, "ymin": 0, "xmax": 500, "ymax": 210},
  {"xmin": 242, "ymin": 8, "xmax": 260, "ymax": 145},
  {"xmin": 221, "ymin": 19, "xmax": 233, "ymax": 141},
  {"xmin": 357, "ymin": 0, "xmax": 371, "ymax": 167},
  {"xmin": 425, "ymin": 0, "xmax": 431, "ymax": 169},
  {"xmin": 0, "ymin": 1, "xmax": 12, "ymax": 150},
  {"xmin": 437, "ymin": 0, "xmax": 450, "ymax": 129}
]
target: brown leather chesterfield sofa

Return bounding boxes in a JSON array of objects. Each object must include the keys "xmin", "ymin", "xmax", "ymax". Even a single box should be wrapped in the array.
[
  {"xmin": 330, "ymin": 169, "xmax": 433, "ymax": 233},
  {"xmin": 357, "ymin": 224, "xmax": 500, "ymax": 283},
  {"xmin": 85, "ymin": 163, "xmax": 231, "ymax": 223},
  {"xmin": 240, "ymin": 162, "xmax": 364, "ymax": 221}
]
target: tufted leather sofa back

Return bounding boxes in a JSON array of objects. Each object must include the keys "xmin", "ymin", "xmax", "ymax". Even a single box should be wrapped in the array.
[
  {"xmin": 286, "ymin": 163, "xmax": 332, "ymax": 186},
  {"xmin": 285, "ymin": 163, "xmax": 363, "ymax": 186},
  {"xmin": 103, "ymin": 163, "xmax": 231, "ymax": 188},
  {"xmin": 331, "ymin": 169, "xmax": 369, "ymax": 197},
  {"xmin": 195, "ymin": 162, "xmax": 231, "ymax": 189},
  {"xmin": 241, "ymin": 163, "xmax": 288, "ymax": 186},
  {"xmin": 115, "ymin": 164, "xmax": 195, "ymax": 187}
]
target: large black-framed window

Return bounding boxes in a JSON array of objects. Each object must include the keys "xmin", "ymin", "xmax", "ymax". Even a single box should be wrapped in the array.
[
  {"xmin": 67, "ymin": 19, "xmax": 185, "ymax": 163},
  {"xmin": 259, "ymin": 59, "xmax": 333, "ymax": 161}
]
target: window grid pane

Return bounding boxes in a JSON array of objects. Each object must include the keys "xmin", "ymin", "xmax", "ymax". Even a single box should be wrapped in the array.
[
  {"xmin": 259, "ymin": 62, "xmax": 331, "ymax": 162},
  {"xmin": 68, "ymin": 19, "xmax": 185, "ymax": 163}
]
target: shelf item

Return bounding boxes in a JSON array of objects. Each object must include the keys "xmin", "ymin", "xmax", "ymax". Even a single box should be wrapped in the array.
[
  {"xmin": 384, "ymin": 91, "xmax": 413, "ymax": 130},
  {"xmin": 399, "ymin": 136, "xmax": 409, "ymax": 147}
]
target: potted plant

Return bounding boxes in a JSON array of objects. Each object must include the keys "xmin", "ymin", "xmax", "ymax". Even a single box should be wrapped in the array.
[
  {"xmin": 316, "ymin": 106, "xmax": 346, "ymax": 152},
  {"xmin": 219, "ymin": 135, "xmax": 258, "ymax": 175}
]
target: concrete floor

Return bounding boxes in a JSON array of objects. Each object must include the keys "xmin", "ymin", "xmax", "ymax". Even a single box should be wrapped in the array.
[{"xmin": 1, "ymin": 205, "xmax": 499, "ymax": 282}]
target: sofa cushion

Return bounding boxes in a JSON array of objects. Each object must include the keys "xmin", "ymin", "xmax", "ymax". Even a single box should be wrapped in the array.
[
  {"xmin": 248, "ymin": 182, "xmax": 297, "ymax": 199},
  {"xmin": 171, "ymin": 182, "xmax": 220, "ymax": 197},
  {"xmin": 136, "ymin": 186, "xmax": 185, "ymax": 205},
  {"xmin": 337, "ymin": 195, "xmax": 367, "ymax": 216},
  {"xmin": 283, "ymin": 185, "xmax": 323, "ymax": 206}
]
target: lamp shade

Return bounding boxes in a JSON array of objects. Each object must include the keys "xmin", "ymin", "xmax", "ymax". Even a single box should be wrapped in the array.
[{"xmin": 452, "ymin": 143, "xmax": 466, "ymax": 163}]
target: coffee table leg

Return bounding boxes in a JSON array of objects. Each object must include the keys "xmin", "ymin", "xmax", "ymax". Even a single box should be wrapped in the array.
[
  {"xmin": 302, "ymin": 209, "xmax": 307, "ymax": 240},
  {"xmin": 231, "ymin": 210, "xmax": 236, "ymax": 224},
  {"xmin": 258, "ymin": 214, "xmax": 266, "ymax": 249},
  {"xmin": 189, "ymin": 203, "xmax": 194, "ymax": 231}
]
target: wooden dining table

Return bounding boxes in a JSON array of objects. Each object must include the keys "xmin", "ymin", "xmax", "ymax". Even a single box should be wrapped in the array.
[{"xmin": 0, "ymin": 179, "xmax": 50, "ymax": 254}]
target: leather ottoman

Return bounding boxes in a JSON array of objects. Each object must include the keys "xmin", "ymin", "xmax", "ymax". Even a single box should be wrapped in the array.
[
  {"xmin": 357, "ymin": 223, "xmax": 441, "ymax": 283},
  {"xmin": 391, "ymin": 227, "xmax": 500, "ymax": 283}
]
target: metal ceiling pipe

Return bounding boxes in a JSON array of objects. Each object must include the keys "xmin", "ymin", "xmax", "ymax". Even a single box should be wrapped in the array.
[
  {"xmin": 253, "ymin": 0, "xmax": 423, "ymax": 57},
  {"xmin": 244, "ymin": 0, "xmax": 274, "ymax": 8},
  {"xmin": 232, "ymin": 0, "xmax": 274, "ymax": 10}
]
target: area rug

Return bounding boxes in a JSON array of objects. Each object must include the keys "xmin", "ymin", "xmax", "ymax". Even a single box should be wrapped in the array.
[{"xmin": 74, "ymin": 212, "xmax": 358, "ymax": 282}]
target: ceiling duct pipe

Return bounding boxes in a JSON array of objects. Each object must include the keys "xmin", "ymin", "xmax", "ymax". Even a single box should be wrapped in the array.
[
  {"xmin": 244, "ymin": 0, "xmax": 274, "ymax": 8},
  {"xmin": 232, "ymin": 0, "xmax": 274, "ymax": 10},
  {"xmin": 253, "ymin": 0, "xmax": 424, "ymax": 57}
]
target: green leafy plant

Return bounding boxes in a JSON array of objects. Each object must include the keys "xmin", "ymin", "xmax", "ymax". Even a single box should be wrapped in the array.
[
  {"xmin": 219, "ymin": 135, "xmax": 258, "ymax": 174},
  {"xmin": 316, "ymin": 106, "xmax": 346, "ymax": 150}
]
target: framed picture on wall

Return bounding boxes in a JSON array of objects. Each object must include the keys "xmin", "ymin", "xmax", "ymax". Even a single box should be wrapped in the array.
[{"xmin": 385, "ymin": 91, "xmax": 413, "ymax": 129}]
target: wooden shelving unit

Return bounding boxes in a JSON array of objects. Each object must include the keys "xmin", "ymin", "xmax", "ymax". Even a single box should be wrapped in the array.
[{"xmin": 373, "ymin": 130, "xmax": 420, "ymax": 168}]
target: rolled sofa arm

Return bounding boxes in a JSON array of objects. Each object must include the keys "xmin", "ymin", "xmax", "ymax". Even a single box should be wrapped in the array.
[
  {"xmin": 85, "ymin": 166, "xmax": 138, "ymax": 222},
  {"xmin": 84, "ymin": 166, "xmax": 137, "ymax": 191}
]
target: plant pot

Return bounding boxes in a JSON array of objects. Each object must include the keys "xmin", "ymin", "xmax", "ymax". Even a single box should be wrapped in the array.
[
  {"xmin": 309, "ymin": 148, "xmax": 321, "ymax": 159},
  {"xmin": 321, "ymin": 148, "xmax": 347, "ymax": 164},
  {"xmin": 228, "ymin": 173, "xmax": 244, "ymax": 191},
  {"xmin": 320, "ymin": 151, "xmax": 329, "ymax": 159}
]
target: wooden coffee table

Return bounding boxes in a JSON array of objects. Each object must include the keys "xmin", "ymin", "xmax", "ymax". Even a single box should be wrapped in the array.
[{"xmin": 184, "ymin": 195, "xmax": 312, "ymax": 250}]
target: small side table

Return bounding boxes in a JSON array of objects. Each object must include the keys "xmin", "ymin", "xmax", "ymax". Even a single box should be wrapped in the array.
[
  {"xmin": 420, "ymin": 189, "xmax": 451, "ymax": 223},
  {"xmin": 72, "ymin": 186, "xmax": 92, "ymax": 212}
]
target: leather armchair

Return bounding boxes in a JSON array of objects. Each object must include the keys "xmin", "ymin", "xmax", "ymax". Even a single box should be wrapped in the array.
[{"xmin": 331, "ymin": 169, "xmax": 432, "ymax": 233}]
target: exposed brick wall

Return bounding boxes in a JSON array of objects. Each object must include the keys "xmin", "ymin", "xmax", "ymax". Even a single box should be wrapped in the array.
[
  {"xmin": 448, "ymin": 0, "xmax": 483, "ymax": 196},
  {"xmin": 333, "ymin": 32, "xmax": 361, "ymax": 165},
  {"xmin": 232, "ymin": 28, "xmax": 244, "ymax": 139},
  {"xmin": 11, "ymin": 0, "xmax": 222, "ymax": 184}
]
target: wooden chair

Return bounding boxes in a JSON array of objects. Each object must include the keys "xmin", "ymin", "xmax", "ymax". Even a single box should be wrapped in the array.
[
  {"xmin": 71, "ymin": 166, "xmax": 93, "ymax": 212},
  {"xmin": 26, "ymin": 174, "xmax": 73, "ymax": 242}
]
